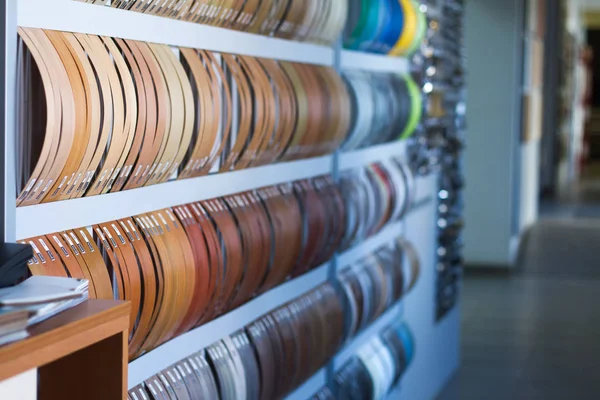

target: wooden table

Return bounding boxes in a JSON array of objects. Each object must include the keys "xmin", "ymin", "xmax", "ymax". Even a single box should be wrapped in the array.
[{"xmin": 0, "ymin": 300, "xmax": 130, "ymax": 400}]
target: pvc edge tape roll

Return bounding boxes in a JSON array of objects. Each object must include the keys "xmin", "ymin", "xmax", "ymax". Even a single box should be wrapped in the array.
[
  {"xmin": 400, "ymin": 74, "xmax": 423, "ymax": 139},
  {"xmin": 405, "ymin": 0, "xmax": 427, "ymax": 55},
  {"xmin": 344, "ymin": 0, "xmax": 410, "ymax": 56},
  {"xmin": 333, "ymin": 320, "xmax": 417, "ymax": 399},
  {"xmin": 79, "ymin": 0, "xmax": 348, "ymax": 45},
  {"xmin": 16, "ymin": 27, "xmax": 351, "ymax": 206},
  {"xmin": 342, "ymin": 70, "xmax": 417, "ymax": 150},
  {"xmin": 389, "ymin": 0, "xmax": 418, "ymax": 57},
  {"xmin": 21, "ymin": 173, "xmax": 351, "ymax": 360},
  {"xmin": 127, "ymin": 281, "xmax": 346, "ymax": 400}
]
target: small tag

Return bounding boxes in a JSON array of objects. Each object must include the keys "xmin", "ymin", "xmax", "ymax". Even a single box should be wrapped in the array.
[
  {"xmin": 111, "ymin": 224, "xmax": 126, "ymax": 244},
  {"xmin": 21, "ymin": 178, "xmax": 36, "ymax": 199},
  {"xmin": 190, "ymin": 203, "xmax": 203, "ymax": 216},
  {"xmin": 183, "ymin": 362, "xmax": 192, "ymax": 374},
  {"xmin": 151, "ymin": 215, "xmax": 164, "ymax": 234},
  {"xmin": 35, "ymin": 179, "xmax": 53, "ymax": 200},
  {"xmin": 38, "ymin": 238, "xmax": 56, "ymax": 261},
  {"xmin": 127, "ymin": 220, "xmax": 141, "ymax": 240},
  {"xmin": 79, "ymin": 230, "xmax": 95, "ymax": 252},
  {"xmin": 29, "ymin": 241, "xmax": 45, "ymax": 263},
  {"xmin": 95, "ymin": 170, "xmax": 108, "ymax": 189},
  {"xmin": 135, "ymin": 218, "xmax": 148, "ymax": 235},
  {"xmin": 165, "ymin": 209, "xmax": 179, "ymax": 228},
  {"xmin": 182, "ymin": 206, "xmax": 194, "ymax": 220},
  {"xmin": 26, "ymin": 179, "xmax": 44, "ymax": 200},
  {"xmin": 102, "ymin": 227, "xmax": 118, "ymax": 247},
  {"xmin": 52, "ymin": 236, "xmax": 70, "ymax": 257},
  {"xmin": 52, "ymin": 176, "xmax": 68, "ymax": 197},
  {"xmin": 161, "ymin": 161, "xmax": 170, "ymax": 175},
  {"xmin": 147, "ymin": 382, "xmax": 157, "ymax": 396},
  {"xmin": 166, "ymin": 370, "xmax": 176, "ymax": 383},
  {"xmin": 63, "ymin": 232, "xmax": 85, "ymax": 256},
  {"xmin": 95, "ymin": 228, "xmax": 110, "ymax": 249},
  {"xmin": 138, "ymin": 389, "xmax": 148, "ymax": 400},
  {"xmin": 149, "ymin": 163, "xmax": 159, "ymax": 178},
  {"xmin": 120, "ymin": 221, "xmax": 136, "ymax": 241},
  {"xmin": 188, "ymin": 358, "xmax": 199, "ymax": 370},
  {"xmin": 124, "ymin": 165, "xmax": 133, "ymax": 179},
  {"xmin": 158, "ymin": 213, "xmax": 170, "ymax": 232},
  {"xmin": 73, "ymin": 172, "xmax": 88, "ymax": 194},
  {"xmin": 145, "ymin": 216, "xmax": 160, "ymax": 235}
]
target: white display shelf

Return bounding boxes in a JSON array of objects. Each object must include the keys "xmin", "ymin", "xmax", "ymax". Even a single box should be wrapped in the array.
[
  {"xmin": 337, "ymin": 187, "xmax": 433, "ymax": 270},
  {"xmin": 333, "ymin": 301, "xmax": 403, "ymax": 370},
  {"xmin": 17, "ymin": 0, "xmax": 334, "ymax": 66},
  {"xmin": 128, "ymin": 261, "xmax": 330, "ymax": 389},
  {"xmin": 15, "ymin": 156, "xmax": 332, "ymax": 240},
  {"xmin": 284, "ymin": 368, "xmax": 327, "ymax": 400},
  {"xmin": 339, "ymin": 141, "xmax": 408, "ymax": 172},
  {"xmin": 341, "ymin": 50, "xmax": 409, "ymax": 73},
  {"xmin": 338, "ymin": 221, "xmax": 406, "ymax": 269}
]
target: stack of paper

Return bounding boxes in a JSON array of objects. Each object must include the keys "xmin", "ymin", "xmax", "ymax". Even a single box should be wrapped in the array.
[
  {"xmin": 0, "ymin": 309, "xmax": 28, "ymax": 346},
  {"xmin": 0, "ymin": 276, "xmax": 89, "ymax": 345}
]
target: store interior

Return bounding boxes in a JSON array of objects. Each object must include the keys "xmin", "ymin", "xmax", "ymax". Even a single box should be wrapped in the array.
[{"xmin": 0, "ymin": 0, "xmax": 596, "ymax": 399}]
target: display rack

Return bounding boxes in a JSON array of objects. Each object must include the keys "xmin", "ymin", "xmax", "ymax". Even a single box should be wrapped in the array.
[
  {"xmin": 2, "ymin": 1, "xmax": 461, "ymax": 399},
  {"xmin": 15, "ymin": 156, "xmax": 333, "ymax": 240}
]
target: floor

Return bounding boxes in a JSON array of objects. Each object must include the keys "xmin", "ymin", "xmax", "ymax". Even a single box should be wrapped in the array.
[{"xmin": 436, "ymin": 173, "xmax": 600, "ymax": 400}]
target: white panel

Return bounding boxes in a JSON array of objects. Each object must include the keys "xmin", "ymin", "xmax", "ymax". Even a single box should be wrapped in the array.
[
  {"xmin": 396, "ymin": 175, "xmax": 460, "ymax": 400},
  {"xmin": 0, "ymin": 369, "xmax": 37, "ymax": 400},
  {"xmin": 284, "ymin": 368, "xmax": 327, "ymax": 400},
  {"xmin": 17, "ymin": 0, "xmax": 334, "ymax": 65},
  {"xmin": 338, "ymin": 221, "xmax": 404, "ymax": 269},
  {"xmin": 16, "ymin": 156, "xmax": 332, "ymax": 240},
  {"xmin": 341, "ymin": 50, "xmax": 409, "ymax": 73},
  {"xmin": 339, "ymin": 141, "xmax": 408, "ymax": 171},
  {"xmin": 414, "ymin": 174, "xmax": 438, "ymax": 204},
  {"xmin": 128, "ymin": 262, "xmax": 329, "ymax": 388},
  {"xmin": 519, "ymin": 140, "xmax": 540, "ymax": 231}
]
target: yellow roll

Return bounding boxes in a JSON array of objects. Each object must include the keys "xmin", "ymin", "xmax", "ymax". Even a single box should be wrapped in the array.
[{"xmin": 389, "ymin": 0, "xmax": 417, "ymax": 56}]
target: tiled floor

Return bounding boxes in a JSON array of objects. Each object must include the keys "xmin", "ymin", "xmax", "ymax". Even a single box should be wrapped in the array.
[{"xmin": 437, "ymin": 192, "xmax": 600, "ymax": 399}]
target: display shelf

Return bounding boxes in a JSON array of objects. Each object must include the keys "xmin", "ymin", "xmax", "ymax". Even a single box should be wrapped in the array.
[
  {"xmin": 414, "ymin": 174, "xmax": 439, "ymax": 206},
  {"xmin": 284, "ymin": 368, "xmax": 327, "ymax": 400},
  {"xmin": 15, "ymin": 156, "xmax": 332, "ymax": 240},
  {"xmin": 341, "ymin": 50, "xmax": 409, "ymax": 73},
  {"xmin": 338, "ymin": 141, "xmax": 408, "ymax": 172},
  {"xmin": 337, "ymin": 196, "xmax": 433, "ymax": 269},
  {"xmin": 338, "ymin": 221, "xmax": 405, "ymax": 269},
  {"xmin": 333, "ymin": 301, "xmax": 403, "ymax": 370},
  {"xmin": 17, "ymin": 0, "xmax": 335, "ymax": 66},
  {"xmin": 127, "ymin": 261, "xmax": 330, "ymax": 389}
]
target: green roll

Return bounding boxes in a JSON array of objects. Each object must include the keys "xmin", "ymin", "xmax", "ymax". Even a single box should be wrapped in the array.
[{"xmin": 400, "ymin": 74, "xmax": 422, "ymax": 139}]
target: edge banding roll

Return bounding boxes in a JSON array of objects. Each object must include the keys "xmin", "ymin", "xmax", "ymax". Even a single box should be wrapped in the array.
[{"xmin": 17, "ymin": 28, "xmax": 352, "ymax": 206}]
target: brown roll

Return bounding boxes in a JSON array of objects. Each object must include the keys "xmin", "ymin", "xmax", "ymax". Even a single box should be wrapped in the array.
[
  {"xmin": 84, "ymin": 0, "xmax": 348, "ymax": 44},
  {"xmin": 17, "ymin": 28, "xmax": 352, "ymax": 206}
]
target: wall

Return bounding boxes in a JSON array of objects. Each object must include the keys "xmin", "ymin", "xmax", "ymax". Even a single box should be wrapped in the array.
[
  {"xmin": 464, "ymin": 0, "xmax": 524, "ymax": 266},
  {"xmin": 0, "ymin": 370, "xmax": 36, "ymax": 400}
]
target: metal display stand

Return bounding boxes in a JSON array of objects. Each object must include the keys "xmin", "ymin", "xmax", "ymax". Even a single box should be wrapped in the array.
[{"xmin": 1, "ymin": 1, "xmax": 460, "ymax": 398}]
